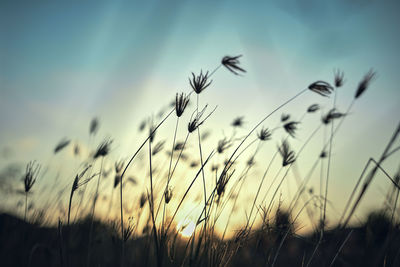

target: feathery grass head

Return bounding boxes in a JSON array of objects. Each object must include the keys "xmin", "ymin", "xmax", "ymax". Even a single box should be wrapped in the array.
[
  {"xmin": 54, "ymin": 138, "xmax": 70, "ymax": 154},
  {"xmin": 164, "ymin": 187, "xmax": 173, "ymax": 204},
  {"xmin": 89, "ymin": 117, "xmax": 99, "ymax": 135},
  {"xmin": 278, "ymin": 140, "xmax": 296, "ymax": 167},
  {"xmin": 217, "ymin": 169, "xmax": 235, "ymax": 196},
  {"xmin": 217, "ymin": 137, "xmax": 232, "ymax": 154},
  {"xmin": 334, "ymin": 69, "xmax": 345, "ymax": 88},
  {"xmin": 222, "ymin": 55, "xmax": 246, "ymax": 75},
  {"xmin": 140, "ymin": 193, "xmax": 147, "ymax": 208},
  {"xmin": 355, "ymin": 69, "xmax": 376, "ymax": 99},
  {"xmin": 152, "ymin": 140, "xmax": 165, "ymax": 156},
  {"xmin": 188, "ymin": 105, "xmax": 216, "ymax": 133},
  {"xmin": 113, "ymin": 175, "xmax": 121, "ymax": 188},
  {"xmin": 174, "ymin": 141, "xmax": 185, "ymax": 151},
  {"xmin": 308, "ymin": 81, "xmax": 334, "ymax": 97},
  {"xmin": 138, "ymin": 119, "xmax": 146, "ymax": 132},
  {"xmin": 307, "ymin": 104, "xmax": 320, "ymax": 113},
  {"xmin": 189, "ymin": 70, "xmax": 212, "ymax": 94},
  {"xmin": 257, "ymin": 127, "xmax": 272, "ymax": 141},
  {"xmin": 72, "ymin": 165, "xmax": 92, "ymax": 192},
  {"xmin": 322, "ymin": 109, "xmax": 346, "ymax": 124},
  {"xmin": 115, "ymin": 160, "xmax": 125, "ymax": 174},
  {"xmin": 247, "ymin": 156, "xmax": 255, "ymax": 167},
  {"xmin": 283, "ymin": 121, "xmax": 299, "ymax": 137},
  {"xmin": 94, "ymin": 139, "xmax": 113, "ymax": 159},
  {"xmin": 24, "ymin": 161, "xmax": 40, "ymax": 193},
  {"xmin": 281, "ymin": 114, "xmax": 290, "ymax": 122},
  {"xmin": 175, "ymin": 92, "xmax": 190, "ymax": 117},
  {"xmin": 74, "ymin": 143, "xmax": 80, "ymax": 156},
  {"xmin": 231, "ymin": 116, "xmax": 245, "ymax": 127}
]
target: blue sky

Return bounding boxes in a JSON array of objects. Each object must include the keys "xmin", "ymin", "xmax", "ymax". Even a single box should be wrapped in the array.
[{"xmin": 1, "ymin": 0, "xmax": 399, "ymax": 229}]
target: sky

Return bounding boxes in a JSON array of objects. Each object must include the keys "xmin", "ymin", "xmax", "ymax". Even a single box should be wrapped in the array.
[{"xmin": 0, "ymin": 0, "xmax": 399, "ymax": 234}]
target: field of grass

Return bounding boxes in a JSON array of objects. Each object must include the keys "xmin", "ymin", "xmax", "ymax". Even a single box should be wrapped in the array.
[{"xmin": 0, "ymin": 55, "xmax": 399, "ymax": 267}]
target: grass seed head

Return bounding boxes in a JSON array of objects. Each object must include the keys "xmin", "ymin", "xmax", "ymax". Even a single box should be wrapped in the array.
[
  {"xmin": 231, "ymin": 116, "xmax": 245, "ymax": 127},
  {"xmin": 175, "ymin": 92, "xmax": 190, "ymax": 117},
  {"xmin": 217, "ymin": 137, "xmax": 232, "ymax": 154},
  {"xmin": 308, "ymin": 81, "xmax": 334, "ymax": 97},
  {"xmin": 24, "ymin": 161, "xmax": 40, "ymax": 193},
  {"xmin": 334, "ymin": 69, "xmax": 345, "ymax": 88},
  {"xmin": 257, "ymin": 127, "xmax": 272, "ymax": 141},
  {"xmin": 322, "ymin": 109, "xmax": 346, "ymax": 124},
  {"xmin": 54, "ymin": 138, "xmax": 70, "ymax": 154},
  {"xmin": 283, "ymin": 121, "xmax": 299, "ymax": 138},
  {"xmin": 221, "ymin": 55, "xmax": 246, "ymax": 75},
  {"xmin": 189, "ymin": 70, "xmax": 212, "ymax": 94},
  {"xmin": 355, "ymin": 69, "xmax": 376, "ymax": 99},
  {"xmin": 164, "ymin": 187, "xmax": 173, "ymax": 204},
  {"xmin": 94, "ymin": 139, "xmax": 113, "ymax": 159},
  {"xmin": 89, "ymin": 117, "xmax": 99, "ymax": 135},
  {"xmin": 307, "ymin": 104, "xmax": 320, "ymax": 113},
  {"xmin": 278, "ymin": 140, "xmax": 296, "ymax": 167},
  {"xmin": 281, "ymin": 113, "xmax": 290, "ymax": 122}
]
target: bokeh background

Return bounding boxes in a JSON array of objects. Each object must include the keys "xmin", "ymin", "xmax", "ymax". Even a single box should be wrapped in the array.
[{"xmin": 1, "ymin": 0, "xmax": 399, "ymax": 235}]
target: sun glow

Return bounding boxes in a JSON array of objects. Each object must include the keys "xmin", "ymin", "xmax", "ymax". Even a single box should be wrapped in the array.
[{"xmin": 176, "ymin": 218, "xmax": 196, "ymax": 238}]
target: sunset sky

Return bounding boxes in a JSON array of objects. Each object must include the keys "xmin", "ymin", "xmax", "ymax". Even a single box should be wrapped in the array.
[{"xmin": 1, "ymin": 0, "xmax": 399, "ymax": 233}]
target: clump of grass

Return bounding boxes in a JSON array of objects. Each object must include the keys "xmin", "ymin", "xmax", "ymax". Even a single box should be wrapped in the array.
[{"xmin": 23, "ymin": 161, "xmax": 41, "ymax": 222}]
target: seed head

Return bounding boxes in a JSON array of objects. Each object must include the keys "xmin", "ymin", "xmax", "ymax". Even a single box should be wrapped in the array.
[
  {"xmin": 89, "ymin": 117, "xmax": 99, "ymax": 135},
  {"xmin": 174, "ymin": 142, "xmax": 185, "ymax": 151},
  {"xmin": 278, "ymin": 140, "xmax": 296, "ymax": 167},
  {"xmin": 217, "ymin": 137, "xmax": 232, "ymax": 154},
  {"xmin": 334, "ymin": 69, "xmax": 345, "ymax": 88},
  {"xmin": 115, "ymin": 160, "xmax": 125, "ymax": 174},
  {"xmin": 283, "ymin": 121, "xmax": 299, "ymax": 138},
  {"xmin": 355, "ymin": 69, "xmax": 376, "ymax": 99},
  {"xmin": 190, "ymin": 161, "xmax": 199, "ymax": 168},
  {"xmin": 74, "ymin": 144, "xmax": 80, "ymax": 156},
  {"xmin": 247, "ymin": 156, "xmax": 255, "ymax": 167},
  {"xmin": 188, "ymin": 105, "xmax": 216, "ymax": 133},
  {"xmin": 189, "ymin": 70, "xmax": 212, "ymax": 94},
  {"xmin": 152, "ymin": 140, "xmax": 165, "ymax": 156},
  {"xmin": 114, "ymin": 175, "xmax": 121, "ymax": 188},
  {"xmin": 257, "ymin": 127, "xmax": 272, "ymax": 141},
  {"xmin": 231, "ymin": 116, "xmax": 245, "ymax": 127},
  {"xmin": 320, "ymin": 151, "xmax": 327, "ymax": 158},
  {"xmin": 217, "ymin": 169, "xmax": 235, "ymax": 196},
  {"xmin": 281, "ymin": 114, "xmax": 290, "ymax": 122},
  {"xmin": 72, "ymin": 165, "xmax": 92, "ymax": 192},
  {"xmin": 307, "ymin": 104, "xmax": 320, "ymax": 113},
  {"xmin": 308, "ymin": 81, "xmax": 334, "ymax": 97},
  {"xmin": 221, "ymin": 55, "xmax": 246, "ymax": 75},
  {"xmin": 138, "ymin": 120, "xmax": 146, "ymax": 132},
  {"xmin": 54, "ymin": 138, "xmax": 70, "ymax": 154},
  {"xmin": 175, "ymin": 92, "xmax": 190, "ymax": 117},
  {"xmin": 140, "ymin": 193, "xmax": 147, "ymax": 208},
  {"xmin": 24, "ymin": 161, "xmax": 40, "ymax": 193},
  {"xmin": 94, "ymin": 139, "xmax": 113, "ymax": 159},
  {"xmin": 322, "ymin": 109, "xmax": 346, "ymax": 125},
  {"xmin": 164, "ymin": 187, "xmax": 173, "ymax": 204}
]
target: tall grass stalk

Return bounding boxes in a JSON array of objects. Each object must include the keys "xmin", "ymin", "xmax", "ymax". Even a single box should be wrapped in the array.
[{"xmin": 118, "ymin": 108, "xmax": 174, "ymax": 266}]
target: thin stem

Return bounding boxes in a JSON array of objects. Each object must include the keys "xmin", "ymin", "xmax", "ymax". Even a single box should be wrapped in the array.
[
  {"xmin": 196, "ymin": 94, "xmax": 208, "ymax": 233},
  {"xmin": 25, "ymin": 192, "xmax": 28, "ymax": 222},
  {"xmin": 323, "ymin": 89, "xmax": 338, "ymax": 229},
  {"xmin": 329, "ymin": 230, "xmax": 354, "ymax": 267},
  {"xmin": 119, "ymin": 108, "xmax": 174, "ymax": 265},
  {"xmin": 165, "ymin": 151, "xmax": 215, "ymax": 234}
]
